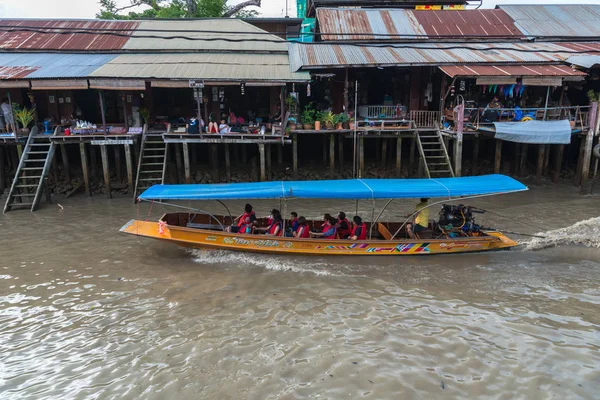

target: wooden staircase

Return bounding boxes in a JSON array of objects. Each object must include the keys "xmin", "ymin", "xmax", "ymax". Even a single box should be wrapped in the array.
[
  {"xmin": 3, "ymin": 128, "xmax": 55, "ymax": 212},
  {"xmin": 415, "ymin": 129, "xmax": 455, "ymax": 178},
  {"xmin": 133, "ymin": 133, "xmax": 167, "ymax": 201}
]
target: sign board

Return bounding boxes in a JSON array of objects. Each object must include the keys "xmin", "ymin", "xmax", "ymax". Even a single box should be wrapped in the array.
[
  {"xmin": 189, "ymin": 80, "xmax": 204, "ymax": 88},
  {"xmin": 91, "ymin": 139, "xmax": 134, "ymax": 146}
]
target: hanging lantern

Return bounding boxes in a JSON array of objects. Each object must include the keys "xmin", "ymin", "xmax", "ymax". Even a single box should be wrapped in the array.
[
  {"xmin": 307, "ymin": 83, "xmax": 311, "ymax": 97},
  {"xmin": 240, "ymin": 82, "xmax": 246, "ymax": 96}
]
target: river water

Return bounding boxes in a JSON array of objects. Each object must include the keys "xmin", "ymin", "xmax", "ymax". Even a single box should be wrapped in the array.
[{"xmin": 1, "ymin": 181, "xmax": 599, "ymax": 399}]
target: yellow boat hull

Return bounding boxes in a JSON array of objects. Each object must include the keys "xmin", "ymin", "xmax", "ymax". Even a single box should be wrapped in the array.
[{"xmin": 120, "ymin": 219, "xmax": 519, "ymax": 256}]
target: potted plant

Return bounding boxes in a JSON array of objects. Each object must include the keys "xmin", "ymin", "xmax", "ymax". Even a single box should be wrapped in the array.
[
  {"xmin": 288, "ymin": 116, "xmax": 297, "ymax": 131},
  {"xmin": 348, "ymin": 111, "xmax": 356, "ymax": 129},
  {"xmin": 335, "ymin": 113, "xmax": 350, "ymax": 130},
  {"xmin": 315, "ymin": 111, "xmax": 326, "ymax": 130},
  {"xmin": 301, "ymin": 105, "xmax": 315, "ymax": 130},
  {"xmin": 323, "ymin": 111, "xmax": 335, "ymax": 130},
  {"xmin": 14, "ymin": 106, "xmax": 36, "ymax": 135},
  {"xmin": 140, "ymin": 107, "xmax": 150, "ymax": 124},
  {"xmin": 285, "ymin": 94, "xmax": 297, "ymax": 109}
]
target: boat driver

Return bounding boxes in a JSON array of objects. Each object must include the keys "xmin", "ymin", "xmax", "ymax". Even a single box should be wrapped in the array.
[{"xmin": 406, "ymin": 198, "xmax": 430, "ymax": 239}]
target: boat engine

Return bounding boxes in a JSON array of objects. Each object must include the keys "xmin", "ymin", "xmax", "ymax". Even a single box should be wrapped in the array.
[{"xmin": 438, "ymin": 204, "xmax": 483, "ymax": 234}]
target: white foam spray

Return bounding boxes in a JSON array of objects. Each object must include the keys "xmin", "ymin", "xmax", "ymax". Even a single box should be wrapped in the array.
[
  {"xmin": 522, "ymin": 216, "xmax": 600, "ymax": 251},
  {"xmin": 189, "ymin": 249, "xmax": 343, "ymax": 276}
]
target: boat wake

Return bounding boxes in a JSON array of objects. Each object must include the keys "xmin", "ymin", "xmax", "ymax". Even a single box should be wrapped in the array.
[
  {"xmin": 522, "ymin": 216, "xmax": 600, "ymax": 251},
  {"xmin": 189, "ymin": 249, "xmax": 344, "ymax": 276}
]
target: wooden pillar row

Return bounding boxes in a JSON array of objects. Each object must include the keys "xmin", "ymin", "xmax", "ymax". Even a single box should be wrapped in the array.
[
  {"xmin": 79, "ymin": 143, "xmax": 91, "ymax": 196},
  {"xmin": 100, "ymin": 145, "xmax": 111, "ymax": 198}
]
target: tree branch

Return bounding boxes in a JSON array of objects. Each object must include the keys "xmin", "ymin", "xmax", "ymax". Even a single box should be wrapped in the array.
[{"xmin": 222, "ymin": 0, "xmax": 261, "ymax": 17}]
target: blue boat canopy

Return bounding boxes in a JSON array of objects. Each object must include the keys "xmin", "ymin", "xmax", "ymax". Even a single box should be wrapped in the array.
[{"xmin": 138, "ymin": 174, "xmax": 527, "ymax": 201}]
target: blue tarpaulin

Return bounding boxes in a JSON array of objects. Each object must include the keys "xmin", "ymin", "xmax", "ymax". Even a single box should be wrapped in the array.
[
  {"xmin": 138, "ymin": 174, "xmax": 527, "ymax": 201},
  {"xmin": 494, "ymin": 120, "xmax": 572, "ymax": 144}
]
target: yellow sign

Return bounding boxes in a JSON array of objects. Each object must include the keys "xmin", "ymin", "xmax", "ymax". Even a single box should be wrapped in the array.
[{"xmin": 415, "ymin": 5, "xmax": 466, "ymax": 10}]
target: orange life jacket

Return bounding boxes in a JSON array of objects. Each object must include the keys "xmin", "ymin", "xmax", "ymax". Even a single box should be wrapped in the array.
[
  {"xmin": 337, "ymin": 218, "xmax": 351, "ymax": 238},
  {"xmin": 237, "ymin": 211, "xmax": 255, "ymax": 227},
  {"xmin": 297, "ymin": 225, "xmax": 310, "ymax": 238},
  {"xmin": 268, "ymin": 220, "xmax": 283, "ymax": 236},
  {"xmin": 351, "ymin": 224, "xmax": 367, "ymax": 240}
]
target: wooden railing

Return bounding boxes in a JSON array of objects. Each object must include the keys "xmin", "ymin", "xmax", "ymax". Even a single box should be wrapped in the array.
[
  {"xmin": 460, "ymin": 106, "xmax": 592, "ymax": 130},
  {"xmin": 358, "ymin": 105, "xmax": 407, "ymax": 119},
  {"xmin": 410, "ymin": 110, "xmax": 441, "ymax": 128}
]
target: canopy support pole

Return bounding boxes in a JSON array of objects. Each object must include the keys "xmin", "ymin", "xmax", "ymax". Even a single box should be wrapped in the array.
[
  {"xmin": 369, "ymin": 199, "xmax": 376, "ymax": 240},
  {"xmin": 369, "ymin": 198, "xmax": 393, "ymax": 239},
  {"xmin": 353, "ymin": 80, "xmax": 358, "ymax": 178}
]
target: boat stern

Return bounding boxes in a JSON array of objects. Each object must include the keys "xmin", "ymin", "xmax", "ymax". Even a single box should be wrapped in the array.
[{"xmin": 484, "ymin": 230, "xmax": 519, "ymax": 250}]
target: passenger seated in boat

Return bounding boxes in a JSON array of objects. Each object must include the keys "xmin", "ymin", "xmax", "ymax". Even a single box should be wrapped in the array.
[
  {"xmin": 256, "ymin": 210, "xmax": 283, "ymax": 236},
  {"xmin": 312, "ymin": 217, "xmax": 338, "ymax": 239},
  {"xmin": 337, "ymin": 212, "xmax": 351, "ymax": 239},
  {"xmin": 406, "ymin": 198, "xmax": 430, "ymax": 239},
  {"xmin": 226, "ymin": 203, "xmax": 256, "ymax": 233},
  {"xmin": 349, "ymin": 216, "xmax": 367, "ymax": 240},
  {"xmin": 287, "ymin": 212, "xmax": 299, "ymax": 236},
  {"xmin": 238, "ymin": 217, "xmax": 254, "ymax": 234},
  {"xmin": 320, "ymin": 213, "xmax": 332, "ymax": 232},
  {"xmin": 293, "ymin": 216, "xmax": 311, "ymax": 238}
]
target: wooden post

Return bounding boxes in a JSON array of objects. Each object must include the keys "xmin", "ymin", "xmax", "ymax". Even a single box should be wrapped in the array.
[
  {"xmin": 0, "ymin": 147, "xmax": 5, "ymax": 192},
  {"xmin": 259, "ymin": 143, "xmax": 266, "ymax": 181},
  {"xmin": 338, "ymin": 134, "xmax": 344, "ymax": 171},
  {"xmin": 513, "ymin": 143, "xmax": 521, "ymax": 175},
  {"xmin": 292, "ymin": 134, "xmax": 298, "ymax": 178},
  {"xmin": 543, "ymin": 144, "xmax": 551, "ymax": 176},
  {"xmin": 114, "ymin": 146, "xmax": 122, "ymax": 182},
  {"xmin": 395, "ymin": 137, "xmax": 402, "ymax": 176},
  {"xmin": 454, "ymin": 103, "xmax": 464, "ymax": 177},
  {"xmin": 381, "ymin": 139, "xmax": 388, "ymax": 166},
  {"xmin": 520, "ymin": 144, "xmax": 528, "ymax": 177},
  {"xmin": 472, "ymin": 135, "xmax": 479, "ymax": 175},
  {"xmin": 79, "ymin": 143, "xmax": 91, "ymax": 196},
  {"xmin": 224, "ymin": 144, "xmax": 231, "ymax": 182},
  {"xmin": 552, "ymin": 144, "xmax": 564, "ymax": 184},
  {"xmin": 183, "ymin": 142, "xmax": 191, "ymax": 184},
  {"xmin": 409, "ymin": 136, "xmax": 416, "ymax": 176},
  {"xmin": 329, "ymin": 133, "xmax": 335, "ymax": 175},
  {"xmin": 277, "ymin": 144, "xmax": 282, "ymax": 166},
  {"xmin": 359, "ymin": 136, "xmax": 365, "ymax": 176},
  {"xmin": 575, "ymin": 136, "xmax": 586, "ymax": 185},
  {"xmin": 90, "ymin": 145, "xmax": 97, "ymax": 179},
  {"xmin": 322, "ymin": 135, "xmax": 327, "ymax": 166},
  {"xmin": 59, "ymin": 144, "xmax": 70, "ymax": 182},
  {"xmin": 124, "ymin": 144, "xmax": 133, "ymax": 194},
  {"xmin": 241, "ymin": 144, "xmax": 247, "ymax": 163},
  {"xmin": 100, "ymin": 145, "xmax": 111, "ymax": 198},
  {"xmin": 580, "ymin": 102, "xmax": 598, "ymax": 194},
  {"xmin": 16, "ymin": 144, "xmax": 23, "ymax": 162},
  {"xmin": 121, "ymin": 93, "xmax": 129, "ymax": 130},
  {"xmin": 98, "ymin": 90, "xmax": 106, "ymax": 133},
  {"xmin": 174, "ymin": 143, "xmax": 183, "ymax": 183},
  {"xmin": 494, "ymin": 140, "xmax": 503, "ymax": 174},
  {"xmin": 190, "ymin": 143, "xmax": 197, "ymax": 169},
  {"xmin": 211, "ymin": 143, "xmax": 218, "ymax": 182},
  {"xmin": 266, "ymin": 144, "xmax": 272, "ymax": 180},
  {"xmin": 536, "ymin": 144, "xmax": 545, "ymax": 185}
]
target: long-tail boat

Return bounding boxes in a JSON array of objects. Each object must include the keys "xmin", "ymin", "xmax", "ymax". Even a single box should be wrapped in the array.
[{"xmin": 120, "ymin": 174, "xmax": 527, "ymax": 256}]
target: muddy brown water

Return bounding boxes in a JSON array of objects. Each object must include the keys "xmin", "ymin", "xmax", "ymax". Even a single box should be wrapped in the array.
[{"xmin": 1, "ymin": 180, "xmax": 599, "ymax": 399}]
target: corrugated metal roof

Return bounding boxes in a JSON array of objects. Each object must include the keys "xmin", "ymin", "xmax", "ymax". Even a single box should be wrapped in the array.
[
  {"xmin": 91, "ymin": 53, "xmax": 309, "ymax": 82},
  {"xmin": 122, "ymin": 20, "xmax": 287, "ymax": 53},
  {"xmin": 0, "ymin": 53, "xmax": 118, "ymax": 79},
  {"xmin": 288, "ymin": 42, "xmax": 599, "ymax": 70},
  {"xmin": 499, "ymin": 5, "xmax": 600, "ymax": 37},
  {"xmin": 0, "ymin": 66, "xmax": 39, "ymax": 79},
  {"xmin": 316, "ymin": 8, "xmax": 522, "ymax": 40},
  {"xmin": 439, "ymin": 65, "xmax": 586, "ymax": 78},
  {"xmin": 566, "ymin": 55, "xmax": 600, "ymax": 69},
  {"xmin": 0, "ymin": 20, "xmax": 138, "ymax": 51},
  {"xmin": 317, "ymin": 8, "xmax": 426, "ymax": 40},
  {"xmin": 413, "ymin": 9, "xmax": 522, "ymax": 38}
]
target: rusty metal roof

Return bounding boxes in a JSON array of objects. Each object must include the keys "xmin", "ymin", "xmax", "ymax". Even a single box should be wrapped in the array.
[
  {"xmin": 439, "ymin": 65, "xmax": 586, "ymax": 78},
  {"xmin": 288, "ymin": 41, "xmax": 600, "ymax": 70},
  {"xmin": 0, "ymin": 20, "xmax": 138, "ymax": 51},
  {"xmin": 0, "ymin": 66, "xmax": 39, "ymax": 79},
  {"xmin": 413, "ymin": 9, "xmax": 522, "ymax": 38},
  {"xmin": 499, "ymin": 5, "xmax": 600, "ymax": 38},
  {"xmin": 316, "ymin": 8, "xmax": 523, "ymax": 40}
]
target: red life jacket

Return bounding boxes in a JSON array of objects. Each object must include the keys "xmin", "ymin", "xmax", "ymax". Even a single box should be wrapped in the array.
[
  {"xmin": 351, "ymin": 224, "xmax": 367, "ymax": 240},
  {"xmin": 337, "ymin": 218, "xmax": 351, "ymax": 238},
  {"xmin": 237, "ymin": 211, "xmax": 255, "ymax": 227},
  {"xmin": 268, "ymin": 220, "xmax": 283, "ymax": 236},
  {"xmin": 297, "ymin": 225, "xmax": 310, "ymax": 238},
  {"xmin": 324, "ymin": 226, "xmax": 337, "ymax": 240},
  {"xmin": 321, "ymin": 221, "xmax": 330, "ymax": 233}
]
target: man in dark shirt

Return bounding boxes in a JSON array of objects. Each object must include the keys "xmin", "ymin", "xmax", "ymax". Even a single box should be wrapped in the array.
[{"xmin": 186, "ymin": 117, "xmax": 200, "ymax": 134}]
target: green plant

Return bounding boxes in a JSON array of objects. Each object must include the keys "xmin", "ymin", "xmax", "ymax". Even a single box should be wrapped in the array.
[
  {"xmin": 139, "ymin": 107, "xmax": 150, "ymax": 123},
  {"xmin": 14, "ymin": 107, "xmax": 35, "ymax": 129},
  {"xmin": 301, "ymin": 104, "xmax": 315, "ymax": 124},
  {"xmin": 285, "ymin": 95, "xmax": 297, "ymax": 108},
  {"xmin": 334, "ymin": 113, "xmax": 349, "ymax": 124},
  {"xmin": 587, "ymin": 90, "xmax": 599, "ymax": 103},
  {"xmin": 322, "ymin": 111, "xmax": 335, "ymax": 127}
]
